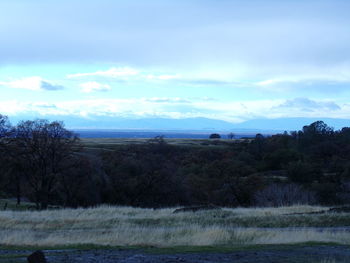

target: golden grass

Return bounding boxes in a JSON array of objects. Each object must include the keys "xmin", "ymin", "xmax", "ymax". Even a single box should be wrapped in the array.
[{"xmin": 0, "ymin": 205, "xmax": 349, "ymax": 247}]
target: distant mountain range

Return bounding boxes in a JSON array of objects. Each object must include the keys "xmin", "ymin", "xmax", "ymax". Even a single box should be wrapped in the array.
[
  {"xmin": 232, "ymin": 117, "xmax": 350, "ymax": 131},
  {"xmin": 8, "ymin": 115, "xmax": 350, "ymax": 132}
]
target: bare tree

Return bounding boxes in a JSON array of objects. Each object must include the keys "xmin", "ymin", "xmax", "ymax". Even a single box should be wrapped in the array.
[
  {"xmin": 227, "ymin": 132, "xmax": 235, "ymax": 140},
  {"xmin": 14, "ymin": 119, "xmax": 80, "ymax": 209},
  {"xmin": 254, "ymin": 183, "xmax": 316, "ymax": 207},
  {"xmin": 0, "ymin": 115, "xmax": 20, "ymax": 203},
  {"xmin": 0, "ymin": 114, "xmax": 12, "ymax": 140}
]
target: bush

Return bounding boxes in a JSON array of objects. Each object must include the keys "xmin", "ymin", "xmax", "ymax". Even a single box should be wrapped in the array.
[
  {"xmin": 209, "ymin": 133, "xmax": 221, "ymax": 139},
  {"xmin": 254, "ymin": 183, "xmax": 316, "ymax": 207}
]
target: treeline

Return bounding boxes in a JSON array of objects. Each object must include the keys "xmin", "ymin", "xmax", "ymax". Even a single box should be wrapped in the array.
[
  {"xmin": 1, "ymin": 114, "xmax": 350, "ymax": 209},
  {"xmin": 100, "ymin": 121, "xmax": 350, "ymax": 207}
]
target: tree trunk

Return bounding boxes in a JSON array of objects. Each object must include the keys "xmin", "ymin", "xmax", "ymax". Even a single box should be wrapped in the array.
[
  {"xmin": 15, "ymin": 174, "xmax": 21, "ymax": 205},
  {"xmin": 40, "ymin": 192, "xmax": 49, "ymax": 210}
]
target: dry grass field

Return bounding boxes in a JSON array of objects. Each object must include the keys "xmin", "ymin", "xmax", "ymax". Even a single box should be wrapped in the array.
[
  {"xmin": 0, "ymin": 205, "xmax": 349, "ymax": 248},
  {"xmin": 80, "ymin": 137, "xmax": 245, "ymax": 150}
]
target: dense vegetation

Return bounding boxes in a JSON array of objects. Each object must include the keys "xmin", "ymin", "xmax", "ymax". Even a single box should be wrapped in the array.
[{"xmin": 1, "ymin": 114, "xmax": 350, "ymax": 209}]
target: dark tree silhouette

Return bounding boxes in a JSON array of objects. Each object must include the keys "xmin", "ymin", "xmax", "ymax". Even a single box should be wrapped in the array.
[
  {"xmin": 209, "ymin": 133, "xmax": 221, "ymax": 139},
  {"xmin": 0, "ymin": 115, "xmax": 20, "ymax": 203},
  {"xmin": 0, "ymin": 114, "xmax": 12, "ymax": 140},
  {"xmin": 14, "ymin": 119, "xmax": 80, "ymax": 209},
  {"xmin": 227, "ymin": 132, "xmax": 235, "ymax": 140}
]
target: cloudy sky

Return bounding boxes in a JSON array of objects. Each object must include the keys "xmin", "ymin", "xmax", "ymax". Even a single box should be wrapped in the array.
[{"xmin": 1, "ymin": 0, "xmax": 350, "ymax": 126}]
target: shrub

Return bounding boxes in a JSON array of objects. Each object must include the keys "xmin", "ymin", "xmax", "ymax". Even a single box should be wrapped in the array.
[
  {"xmin": 254, "ymin": 183, "xmax": 316, "ymax": 207},
  {"xmin": 209, "ymin": 133, "xmax": 221, "ymax": 139}
]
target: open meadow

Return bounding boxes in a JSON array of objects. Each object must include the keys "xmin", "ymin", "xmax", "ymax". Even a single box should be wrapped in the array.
[
  {"xmin": 1, "ymin": 205, "xmax": 350, "ymax": 262},
  {"xmin": 80, "ymin": 137, "xmax": 244, "ymax": 150},
  {"xmin": 0, "ymin": 205, "xmax": 349, "ymax": 247}
]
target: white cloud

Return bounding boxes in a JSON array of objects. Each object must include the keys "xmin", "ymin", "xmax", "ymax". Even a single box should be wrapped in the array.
[
  {"xmin": 1, "ymin": 97, "xmax": 349, "ymax": 123},
  {"xmin": 256, "ymin": 66, "xmax": 350, "ymax": 88},
  {"xmin": 67, "ymin": 67, "xmax": 139, "ymax": 78},
  {"xmin": 0, "ymin": 100, "xmax": 28, "ymax": 115},
  {"xmin": 64, "ymin": 65, "xmax": 350, "ymax": 94},
  {"xmin": 146, "ymin": 74, "xmax": 179, "ymax": 80},
  {"xmin": 67, "ymin": 67, "xmax": 182, "ymax": 83},
  {"xmin": 80, "ymin": 82, "xmax": 111, "ymax": 93},
  {"xmin": 0, "ymin": 77, "xmax": 63, "ymax": 91},
  {"xmin": 143, "ymin": 97, "xmax": 190, "ymax": 103}
]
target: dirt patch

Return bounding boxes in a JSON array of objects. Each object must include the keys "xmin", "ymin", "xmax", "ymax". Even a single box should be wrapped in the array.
[{"xmin": 1, "ymin": 245, "xmax": 350, "ymax": 263}]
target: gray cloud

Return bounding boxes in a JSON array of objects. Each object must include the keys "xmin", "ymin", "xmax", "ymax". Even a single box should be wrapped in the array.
[
  {"xmin": 33, "ymin": 103, "xmax": 58, "ymax": 109},
  {"xmin": 276, "ymin": 98, "xmax": 341, "ymax": 112},
  {"xmin": 41, "ymin": 81, "xmax": 64, "ymax": 91},
  {"xmin": 1, "ymin": 0, "xmax": 350, "ymax": 74},
  {"xmin": 0, "ymin": 77, "xmax": 64, "ymax": 91}
]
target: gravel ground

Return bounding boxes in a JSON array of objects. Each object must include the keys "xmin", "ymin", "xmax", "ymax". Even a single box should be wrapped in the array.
[{"xmin": 1, "ymin": 245, "xmax": 350, "ymax": 263}]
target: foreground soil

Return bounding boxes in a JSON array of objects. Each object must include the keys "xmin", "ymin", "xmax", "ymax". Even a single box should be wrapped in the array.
[{"xmin": 1, "ymin": 245, "xmax": 350, "ymax": 263}]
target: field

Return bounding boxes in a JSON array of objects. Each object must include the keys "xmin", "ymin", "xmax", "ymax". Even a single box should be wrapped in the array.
[
  {"xmin": 1, "ymin": 206, "xmax": 350, "ymax": 262},
  {"xmin": 80, "ymin": 137, "xmax": 244, "ymax": 150},
  {"xmin": 0, "ymin": 205, "xmax": 349, "ymax": 248}
]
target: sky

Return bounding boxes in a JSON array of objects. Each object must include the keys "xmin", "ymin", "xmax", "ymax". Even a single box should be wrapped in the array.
[{"xmin": 1, "ymin": 0, "xmax": 350, "ymax": 127}]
